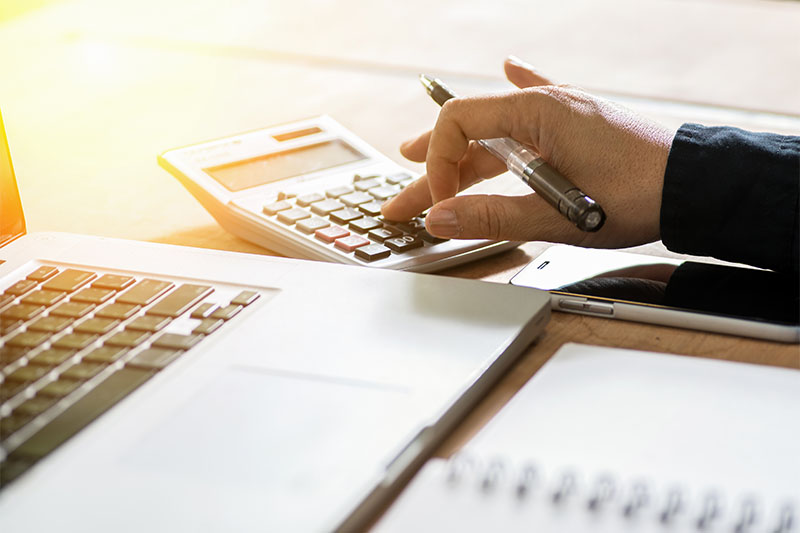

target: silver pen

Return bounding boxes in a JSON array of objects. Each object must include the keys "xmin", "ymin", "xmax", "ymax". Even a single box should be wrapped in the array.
[{"xmin": 419, "ymin": 74, "xmax": 606, "ymax": 232}]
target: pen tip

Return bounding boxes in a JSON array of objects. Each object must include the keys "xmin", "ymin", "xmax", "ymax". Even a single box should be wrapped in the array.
[{"xmin": 419, "ymin": 73, "xmax": 434, "ymax": 91}]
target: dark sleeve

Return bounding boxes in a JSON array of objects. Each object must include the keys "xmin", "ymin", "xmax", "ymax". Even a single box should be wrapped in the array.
[{"xmin": 659, "ymin": 124, "xmax": 799, "ymax": 275}]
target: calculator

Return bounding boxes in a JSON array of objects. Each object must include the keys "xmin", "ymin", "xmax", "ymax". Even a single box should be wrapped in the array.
[{"xmin": 158, "ymin": 116, "xmax": 519, "ymax": 272}]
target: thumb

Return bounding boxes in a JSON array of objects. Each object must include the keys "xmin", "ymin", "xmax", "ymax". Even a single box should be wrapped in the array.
[
  {"xmin": 504, "ymin": 55, "xmax": 558, "ymax": 89},
  {"xmin": 424, "ymin": 193, "xmax": 572, "ymax": 242}
]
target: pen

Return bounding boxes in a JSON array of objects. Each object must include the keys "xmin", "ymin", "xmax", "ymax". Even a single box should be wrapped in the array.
[{"xmin": 419, "ymin": 74, "xmax": 606, "ymax": 232}]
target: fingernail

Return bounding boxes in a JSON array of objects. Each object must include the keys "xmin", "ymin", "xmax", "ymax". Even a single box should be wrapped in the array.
[
  {"xmin": 507, "ymin": 55, "xmax": 533, "ymax": 69},
  {"xmin": 426, "ymin": 208, "xmax": 461, "ymax": 238}
]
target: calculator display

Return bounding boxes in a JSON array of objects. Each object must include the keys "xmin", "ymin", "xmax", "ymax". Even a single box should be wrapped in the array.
[{"xmin": 204, "ymin": 139, "xmax": 366, "ymax": 192}]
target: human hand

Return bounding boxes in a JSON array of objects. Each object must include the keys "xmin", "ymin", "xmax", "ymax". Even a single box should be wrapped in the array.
[{"xmin": 381, "ymin": 56, "xmax": 675, "ymax": 248}]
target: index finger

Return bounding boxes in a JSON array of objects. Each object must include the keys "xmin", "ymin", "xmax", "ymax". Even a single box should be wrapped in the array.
[{"xmin": 426, "ymin": 89, "xmax": 549, "ymax": 205}]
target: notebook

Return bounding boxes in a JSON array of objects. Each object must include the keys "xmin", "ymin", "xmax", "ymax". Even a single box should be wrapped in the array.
[
  {"xmin": 0, "ymin": 108, "xmax": 552, "ymax": 531},
  {"xmin": 375, "ymin": 343, "xmax": 800, "ymax": 532}
]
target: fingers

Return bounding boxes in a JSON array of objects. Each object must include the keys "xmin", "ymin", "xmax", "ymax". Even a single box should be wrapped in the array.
[
  {"xmin": 399, "ymin": 130, "xmax": 432, "ymax": 163},
  {"xmin": 382, "ymin": 141, "xmax": 507, "ymax": 221},
  {"xmin": 504, "ymin": 56, "xmax": 559, "ymax": 88}
]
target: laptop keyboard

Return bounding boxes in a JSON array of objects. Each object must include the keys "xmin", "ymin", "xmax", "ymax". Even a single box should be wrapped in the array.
[{"xmin": 0, "ymin": 265, "xmax": 262, "ymax": 486}]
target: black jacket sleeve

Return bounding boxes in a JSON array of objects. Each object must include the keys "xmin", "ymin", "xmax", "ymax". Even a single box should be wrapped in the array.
[{"xmin": 659, "ymin": 124, "xmax": 799, "ymax": 275}]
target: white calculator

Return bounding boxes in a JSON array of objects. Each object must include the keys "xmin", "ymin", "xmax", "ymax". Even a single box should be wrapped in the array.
[{"xmin": 158, "ymin": 116, "xmax": 519, "ymax": 272}]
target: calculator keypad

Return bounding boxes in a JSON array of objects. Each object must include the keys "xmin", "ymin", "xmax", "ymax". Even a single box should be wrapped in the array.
[{"xmin": 259, "ymin": 172, "xmax": 449, "ymax": 264}]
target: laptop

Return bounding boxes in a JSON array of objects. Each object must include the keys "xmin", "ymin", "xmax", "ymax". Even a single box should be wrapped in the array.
[{"xmin": 0, "ymin": 110, "xmax": 551, "ymax": 531}]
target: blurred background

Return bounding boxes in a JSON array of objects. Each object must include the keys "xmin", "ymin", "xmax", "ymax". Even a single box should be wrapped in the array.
[{"xmin": 1, "ymin": 0, "xmax": 798, "ymax": 251}]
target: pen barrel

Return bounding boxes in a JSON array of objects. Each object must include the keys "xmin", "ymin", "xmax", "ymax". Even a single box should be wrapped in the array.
[{"xmin": 521, "ymin": 162, "xmax": 606, "ymax": 232}]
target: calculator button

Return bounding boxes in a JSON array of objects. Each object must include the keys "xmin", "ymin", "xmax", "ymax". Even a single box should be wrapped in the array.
[
  {"xmin": 385, "ymin": 235, "xmax": 424, "ymax": 253},
  {"xmin": 5, "ymin": 279, "xmax": 38, "ymax": 296},
  {"xmin": 349, "ymin": 216, "xmax": 383, "ymax": 234},
  {"xmin": 340, "ymin": 192, "xmax": 373, "ymax": 207},
  {"xmin": 71, "ymin": 287, "xmax": 115, "ymax": 304},
  {"xmin": 276, "ymin": 191, "xmax": 296, "ymax": 201},
  {"xmin": 358, "ymin": 201, "xmax": 384, "ymax": 217},
  {"xmin": 325, "ymin": 185, "xmax": 353, "ymax": 198},
  {"xmin": 42, "ymin": 269, "xmax": 96, "ymax": 293},
  {"xmin": 395, "ymin": 218, "xmax": 426, "ymax": 234},
  {"xmin": 311, "ymin": 199, "xmax": 346, "ymax": 216},
  {"xmin": 385, "ymin": 172, "xmax": 412, "ymax": 185},
  {"xmin": 367, "ymin": 226, "xmax": 401, "ymax": 243},
  {"xmin": 263, "ymin": 200, "xmax": 292, "ymax": 216},
  {"xmin": 49, "ymin": 301, "xmax": 95, "ymax": 318},
  {"xmin": 369, "ymin": 185, "xmax": 402, "ymax": 200},
  {"xmin": 21, "ymin": 290, "xmax": 66, "ymax": 307},
  {"xmin": 354, "ymin": 178, "xmax": 382, "ymax": 191},
  {"xmin": 420, "ymin": 230, "xmax": 448, "ymax": 244},
  {"xmin": 231, "ymin": 290, "xmax": 260, "ymax": 306},
  {"xmin": 355, "ymin": 244, "xmax": 391, "ymax": 262},
  {"xmin": 315, "ymin": 225, "xmax": 350, "ymax": 243},
  {"xmin": 277, "ymin": 208, "xmax": 311, "ymax": 225},
  {"xmin": 329, "ymin": 208, "xmax": 364, "ymax": 224},
  {"xmin": 26, "ymin": 266, "xmax": 59, "ymax": 282},
  {"xmin": 353, "ymin": 173, "xmax": 379, "ymax": 182},
  {"xmin": 95, "ymin": 303, "xmax": 140, "ymax": 320},
  {"xmin": 334, "ymin": 235, "xmax": 370, "ymax": 252},
  {"xmin": 116, "ymin": 279, "xmax": 174, "ymax": 307},
  {"xmin": 73, "ymin": 317, "xmax": 120, "ymax": 335},
  {"xmin": 92, "ymin": 274, "xmax": 135, "ymax": 291},
  {"xmin": 146, "ymin": 284, "xmax": 213, "ymax": 318},
  {"xmin": 296, "ymin": 192, "xmax": 325, "ymax": 207},
  {"xmin": 296, "ymin": 217, "xmax": 330, "ymax": 234},
  {"xmin": 1, "ymin": 303, "xmax": 45, "ymax": 321}
]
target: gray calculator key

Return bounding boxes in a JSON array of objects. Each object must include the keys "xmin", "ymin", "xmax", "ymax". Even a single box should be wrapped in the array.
[
  {"xmin": 330, "ymin": 208, "xmax": 364, "ymax": 224},
  {"xmin": 276, "ymin": 191, "xmax": 296, "ymax": 200},
  {"xmin": 358, "ymin": 201, "xmax": 384, "ymax": 217},
  {"xmin": 296, "ymin": 192, "xmax": 325, "ymax": 207},
  {"xmin": 311, "ymin": 199, "xmax": 345, "ymax": 216},
  {"xmin": 369, "ymin": 185, "xmax": 402, "ymax": 200},
  {"xmin": 277, "ymin": 208, "xmax": 311, "ymax": 225},
  {"xmin": 353, "ymin": 173, "xmax": 379, "ymax": 182},
  {"xmin": 385, "ymin": 172, "xmax": 412, "ymax": 185},
  {"xmin": 355, "ymin": 244, "xmax": 391, "ymax": 262},
  {"xmin": 368, "ymin": 226, "xmax": 401, "ymax": 243},
  {"xmin": 263, "ymin": 200, "xmax": 292, "ymax": 216},
  {"xmin": 340, "ymin": 192, "xmax": 373, "ymax": 207},
  {"xmin": 325, "ymin": 185, "xmax": 353, "ymax": 198},
  {"xmin": 146, "ymin": 284, "xmax": 213, "ymax": 317},
  {"xmin": 116, "ymin": 279, "xmax": 174, "ymax": 306},
  {"xmin": 385, "ymin": 235, "xmax": 424, "ymax": 253},
  {"xmin": 354, "ymin": 178, "xmax": 382, "ymax": 191},
  {"xmin": 42, "ymin": 269, "xmax": 96, "ymax": 293},
  {"xmin": 349, "ymin": 216, "xmax": 383, "ymax": 234},
  {"xmin": 296, "ymin": 216, "xmax": 330, "ymax": 234}
]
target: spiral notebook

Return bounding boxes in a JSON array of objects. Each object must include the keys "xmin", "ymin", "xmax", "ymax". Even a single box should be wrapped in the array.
[{"xmin": 375, "ymin": 344, "xmax": 800, "ymax": 532}]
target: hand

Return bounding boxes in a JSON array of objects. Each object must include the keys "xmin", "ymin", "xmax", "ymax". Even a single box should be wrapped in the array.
[{"xmin": 381, "ymin": 56, "xmax": 675, "ymax": 249}]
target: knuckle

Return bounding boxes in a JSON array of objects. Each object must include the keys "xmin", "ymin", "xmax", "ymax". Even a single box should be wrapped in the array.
[{"xmin": 477, "ymin": 198, "xmax": 505, "ymax": 240}]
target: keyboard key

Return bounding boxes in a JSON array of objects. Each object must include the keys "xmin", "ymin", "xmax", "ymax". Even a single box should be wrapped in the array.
[
  {"xmin": 37, "ymin": 378, "xmax": 82, "ymax": 398},
  {"xmin": 0, "ymin": 293, "xmax": 14, "ymax": 309},
  {"xmin": 210, "ymin": 304, "xmax": 242, "ymax": 321},
  {"xmin": 358, "ymin": 201, "xmax": 384, "ymax": 217},
  {"xmin": 42, "ymin": 269, "xmax": 96, "ymax": 293},
  {"xmin": 27, "ymin": 315, "xmax": 73, "ymax": 333},
  {"xmin": 1, "ymin": 303, "xmax": 45, "ymax": 321},
  {"xmin": 1, "ymin": 380, "xmax": 29, "ymax": 402},
  {"xmin": 21, "ymin": 289, "xmax": 66, "ymax": 307},
  {"xmin": 61, "ymin": 362, "xmax": 106, "ymax": 381},
  {"xmin": 395, "ymin": 218, "xmax": 426, "ymax": 234},
  {"xmin": 419, "ymin": 230, "xmax": 448, "ymax": 244},
  {"xmin": 329, "ymin": 208, "xmax": 364, "ymax": 224},
  {"xmin": 340, "ymin": 191, "xmax": 373, "ymax": 207},
  {"xmin": 0, "ymin": 346, "xmax": 26, "ymax": 366},
  {"xmin": 325, "ymin": 185, "xmax": 353, "ymax": 198},
  {"xmin": 262, "ymin": 200, "xmax": 292, "ymax": 216},
  {"xmin": 152, "ymin": 333, "xmax": 202, "ymax": 351},
  {"xmin": 15, "ymin": 396, "xmax": 59, "ymax": 417},
  {"xmin": 1, "ymin": 319, "xmax": 24, "ymax": 335},
  {"xmin": 189, "ymin": 302, "xmax": 218, "ymax": 319},
  {"xmin": 116, "ymin": 279, "xmax": 174, "ymax": 306},
  {"xmin": 5, "ymin": 279, "xmax": 38, "ymax": 296},
  {"xmin": 315, "ymin": 225, "xmax": 349, "ymax": 243},
  {"xmin": 369, "ymin": 185, "xmax": 401, "ymax": 200},
  {"xmin": 296, "ymin": 192, "xmax": 325, "ymax": 207},
  {"xmin": 367, "ymin": 226, "xmax": 401, "ymax": 243},
  {"xmin": 146, "ymin": 284, "xmax": 213, "ymax": 318},
  {"xmin": 52, "ymin": 333, "xmax": 98, "ymax": 350},
  {"xmin": 10, "ymin": 367, "xmax": 155, "ymax": 459},
  {"xmin": 230, "ymin": 290, "xmax": 260, "ymax": 307},
  {"xmin": 355, "ymin": 243, "xmax": 392, "ymax": 262},
  {"xmin": 6, "ymin": 330, "xmax": 52, "ymax": 349},
  {"xmin": 310, "ymin": 199, "xmax": 345, "ymax": 216},
  {"xmin": 83, "ymin": 346, "xmax": 128, "ymax": 364},
  {"xmin": 28, "ymin": 349, "xmax": 77, "ymax": 367},
  {"xmin": 192, "ymin": 318, "xmax": 224, "ymax": 335},
  {"xmin": 71, "ymin": 287, "xmax": 115, "ymax": 304},
  {"xmin": 95, "ymin": 302, "xmax": 140, "ymax": 320},
  {"xmin": 296, "ymin": 216, "xmax": 330, "ymax": 234},
  {"xmin": 128, "ymin": 314, "xmax": 171, "ymax": 332},
  {"xmin": 385, "ymin": 235, "xmax": 424, "ymax": 253},
  {"xmin": 334, "ymin": 235, "xmax": 370, "ymax": 252},
  {"xmin": 277, "ymin": 208, "xmax": 311, "ymax": 225},
  {"xmin": 1, "ymin": 413, "xmax": 33, "ymax": 439},
  {"xmin": 128, "ymin": 348, "xmax": 181, "ymax": 370},
  {"xmin": 105, "ymin": 329, "xmax": 150, "ymax": 348},
  {"xmin": 26, "ymin": 266, "xmax": 59, "ymax": 282},
  {"xmin": 354, "ymin": 178, "xmax": 382, "ymax": 191},
  {"xmin": 6, "ymin": 365, "xmax": 51, "ymax": 384},
  {"xmin": 49, "ymin": 301, "xmax": 95, "ymax": 318},
  {"xmin": 92, "ymin": 274, "xmax": 135, "ymax": 291},
  {"xmin": 385, "ymin": 172, "xmax": 412, "ymax": 185},
  {"xmin": 73, "ymin": 317, "xmax": 120, "ymax": 335}
]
